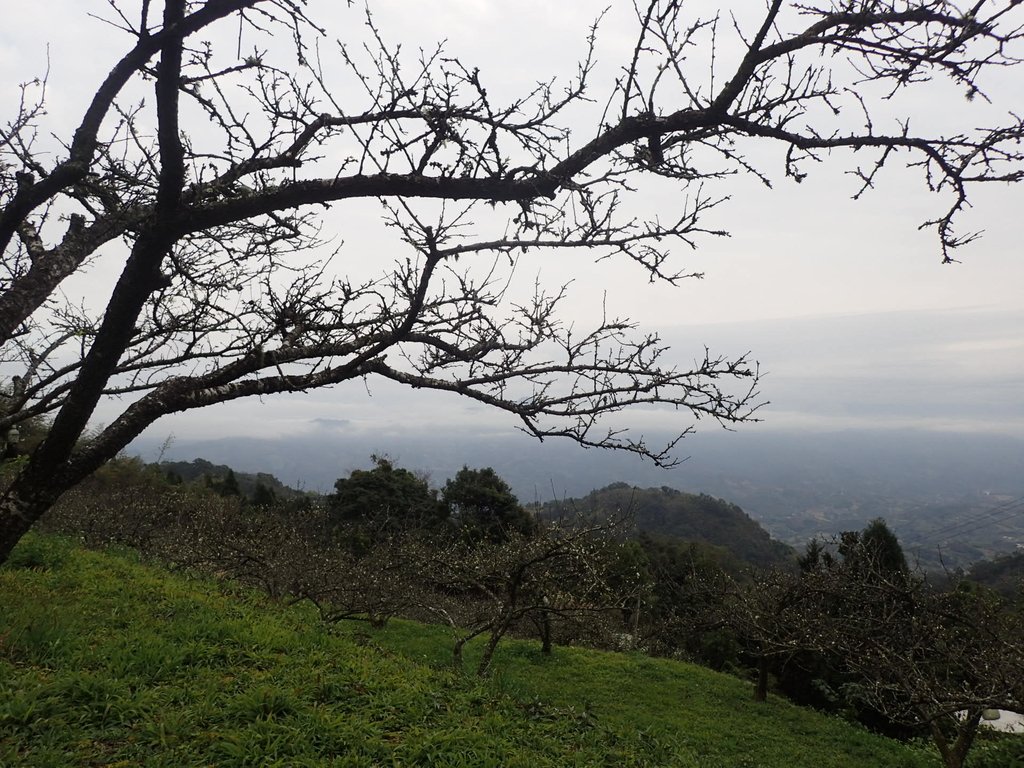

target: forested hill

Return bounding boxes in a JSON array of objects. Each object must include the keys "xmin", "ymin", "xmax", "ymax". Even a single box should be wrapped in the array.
[
  {"xmin": 158, "ymin": 457, "xmax": 304, "ymax": 501},
  {"xmin": 967, "ymin": 551, "xmax": 1024, "ymax": 598},
  {"xmin": 542, "ymin": 483, "xmax": 794, "ymax": 568}
]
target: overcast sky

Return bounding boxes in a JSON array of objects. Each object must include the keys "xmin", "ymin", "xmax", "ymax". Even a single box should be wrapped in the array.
[{"xmin": 2, "ymin": 1, "xmax": 1022, "ymax": 450}]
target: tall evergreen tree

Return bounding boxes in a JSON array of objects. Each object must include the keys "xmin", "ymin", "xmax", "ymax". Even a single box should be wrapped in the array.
[
  {"xmin": 328, "ymin": 455, "xmax": 446, "ymax": 534},
  {"xmin": 442, "ymin": 466, "xmax": 534, "ymax": 542},
  {"xmin": 839, "ymin": 518, "xmax": 907, "ymax": 575}
]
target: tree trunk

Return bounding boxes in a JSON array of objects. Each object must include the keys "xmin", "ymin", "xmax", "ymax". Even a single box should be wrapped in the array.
[
  {"xmin": 930, "ymin": 712, "xmax": 980, "ymax": 768},
  {"xmin": 0, "ymin": 496, "xmax": 36, "ymax": 563},
  {"xmin": 477, "ymin": 609, "xmax": 518, "ymax": 677},
  {"xmin": 0, "ymin": 483, "xmax": 60, "ymax": 563},
  {"xmin": 754, "ymin": 656, "xmax": 769, "ymax": 702},
  {"xmin": 477, "ymin": 626, "xmax": 505, "ymax": 677},
  {"xmin": 539, "ymin": 609, "xmax": 552, "ymax": 655},
  {"xmin": 0, "ymin": 385, "xmax": 155, "ymax": 564},
  {"xmin": 452, "ymin": 637, "xmax": 467, "ymax": 671}
]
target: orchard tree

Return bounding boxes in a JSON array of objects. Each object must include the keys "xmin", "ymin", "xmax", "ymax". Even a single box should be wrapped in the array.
[
  {"xmin": 422, "ymin": 512, "xmax": 633, "ymax": 676},
  {"xmin": 807, "ymin": 562, "xmax": 1024, "ymax": 768},
  {"xmin": 2, "ymin": 1, "xmax": 1024, "ymax": 562},
  {"xmin": 737, "ymin": 532, "xmax": 1024, "ymax": 768}
]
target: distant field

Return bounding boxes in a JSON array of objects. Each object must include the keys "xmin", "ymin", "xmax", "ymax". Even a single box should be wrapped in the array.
[{"xmin": 0, "ymin": 535, "xmax": 937, "ymax": 767}]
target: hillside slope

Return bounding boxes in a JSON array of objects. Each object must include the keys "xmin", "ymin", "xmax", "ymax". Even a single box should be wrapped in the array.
[{"xmin": 0, "ymin": 536, "xmax": 937, "ymax": 767}]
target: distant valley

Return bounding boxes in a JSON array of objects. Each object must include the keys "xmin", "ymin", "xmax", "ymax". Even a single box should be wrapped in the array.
[{"xmin": 133, "ymin": 427, "xmax": 1024, "ymax": 569}]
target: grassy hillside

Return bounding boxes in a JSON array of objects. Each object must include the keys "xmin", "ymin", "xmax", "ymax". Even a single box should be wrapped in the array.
[{"xmin": 0, "ymin": 536, "xmax": 935, "ymax": 767}]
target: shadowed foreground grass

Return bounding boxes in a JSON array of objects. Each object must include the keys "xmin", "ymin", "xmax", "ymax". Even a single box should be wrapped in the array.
[{"xmin": 0, "ymin": 535, "xmax": 937, "ymax": 767}]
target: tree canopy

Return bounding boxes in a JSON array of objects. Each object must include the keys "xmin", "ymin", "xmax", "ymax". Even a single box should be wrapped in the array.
[
  {"xmin": 442, "ymin": 466, "xmax": 534, "ymax": 542},
  {"xmin": 327, "ymin": 455, "xmax": 446, "ymax": 533},
  {"xmin": 2, "ymin": 1, "xmax": 1023, "ymax": 562}
]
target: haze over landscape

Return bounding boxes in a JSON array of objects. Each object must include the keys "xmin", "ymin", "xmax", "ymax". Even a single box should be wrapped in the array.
[
  {"xmin": 3, "ymin": 1, "xmax": 1022, "ymax": 570},
  {"xmin": 131, "ymin": 306, "xmax": 1024, "ymax": 566}
]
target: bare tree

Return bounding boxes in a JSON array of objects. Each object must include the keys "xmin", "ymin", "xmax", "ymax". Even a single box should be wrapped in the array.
[
  {"xmin": 175, "ymin": 506, "xmax": 437, "ymax": 627},
  {"xmin": 732, "ymin": 542, "xmax": 1024, "ymax": 768},
  {"xmin": 42, "ymin": 466, "xmax": 436, "ymax": 626},
  {"xmin": 813, "ymin": 569, "xmax": 1024, "ymax": 768},
  {"xmin": 421, "ymin": 513, "xmax": 632, "ymax": 677},
  {"xmin": 2, "ymin": 1, "xmax": 1023, "ymax": 562},
  {"xmin": 721, "ymin": 566, "xmax": 823, "ymax": 702}
]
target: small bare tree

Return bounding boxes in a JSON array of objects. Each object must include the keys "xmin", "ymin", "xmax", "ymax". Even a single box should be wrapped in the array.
[
  {"xmin": 722, "ymin": 566, "xmax": 825, "ymax": 702},
  {"xmin": 44, "ymin": 467, "xmax": 436, "ymax": 626},
  {"xmin": 422, "ymin": 514, "xmax": 633, "ymax": 676},
  {"xmin": 3, "ymin": 1, "xmax": 1023, "ymax": 561}
]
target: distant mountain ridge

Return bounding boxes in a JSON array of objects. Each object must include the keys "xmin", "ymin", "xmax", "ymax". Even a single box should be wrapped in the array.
[{"xmin": 967, "ymin": 551, "xmax": 1024, "ymax": 598}]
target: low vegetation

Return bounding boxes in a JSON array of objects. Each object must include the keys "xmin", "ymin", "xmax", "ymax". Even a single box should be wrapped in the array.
[{"xmin": 0, "ymin": 536, "xmax": 945, "ymax": 768}]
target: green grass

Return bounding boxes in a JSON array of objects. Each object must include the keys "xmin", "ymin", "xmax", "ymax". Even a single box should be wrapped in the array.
[{"xmin": 0, "ymin": 534, "xmax": 937, "ymax": 767}]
